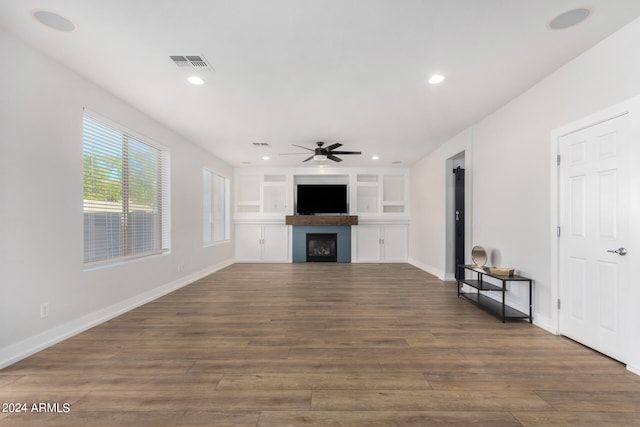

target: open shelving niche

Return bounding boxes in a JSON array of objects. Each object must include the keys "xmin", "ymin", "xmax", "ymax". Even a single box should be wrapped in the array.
[{"xmin": 355, "ymin": 173, "xmax": 406, "ymax": 214}]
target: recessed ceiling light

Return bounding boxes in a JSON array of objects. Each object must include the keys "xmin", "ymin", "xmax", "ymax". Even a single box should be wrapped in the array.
[
  {"xmin": 262, "ymin": 156, "xmax": 270, "ymax": 160},
  {"xmin": 372, "ymin": 156, "xmax": 380, "ymax": 160},
  {"xmin": 32, "ymin": 10, "xmax": 76, "ymax": 32},
  {"xmin": 428, "ymin": 74, "xmax": 445, "ymax": 85},
  {"xmin": 549, "ymin": 8, "xmax": 590, "ymax": 30},
  {"xmin": 187, "ymin": 76, "xmax": 204, "ymax": 85}
]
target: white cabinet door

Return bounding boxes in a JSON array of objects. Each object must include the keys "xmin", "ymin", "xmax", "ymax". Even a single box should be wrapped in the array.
[
  {"xmin": 236, "ymin": 224, "xmax": 289, "ymax": 262},
  {"xmin": 235, "ymin": 224, "xmax": 263, "ymax": 261},
  {"xmin": 355, "ymin": 226, "xmax": 382, "ymax": 262},
  {"xmin": 263, "ymin": 225, "xmax": 289, "ymax": 261},
  {"xmin": 381, "ymin": 225, "xmax": 408, "ymax": 261},
  {"xmin": 355, "ymin": 225, "xmax": 408, "ymax": 262}
]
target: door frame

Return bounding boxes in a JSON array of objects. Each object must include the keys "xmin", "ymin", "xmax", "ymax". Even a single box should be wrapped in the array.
[
  {"xmin": 453, "ymin": 166, "xmax": 465, "ymax": 280},
  {"xmin": 445, "ymin": 151, "xmax": 469, "ymax": 281},
  {"xmin": 550, "ymin": 94, "xmax": 640, "ymax": 373}
]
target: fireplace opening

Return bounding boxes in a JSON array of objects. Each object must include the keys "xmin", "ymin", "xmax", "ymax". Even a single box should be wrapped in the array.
[{"xmin": 306, "ymin": 233, "xmax": 337, "ymax": 262}]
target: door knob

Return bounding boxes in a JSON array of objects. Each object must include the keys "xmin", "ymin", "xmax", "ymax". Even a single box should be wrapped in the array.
[{"xmin": 607, "ymin": 247, "xmax": 628, "ymax": 256}]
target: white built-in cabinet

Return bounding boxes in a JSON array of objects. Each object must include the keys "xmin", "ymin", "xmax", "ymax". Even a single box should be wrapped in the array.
[
  {"xmin": 234, "ymin": 169, "xmax": 409, "ymax": 263},
  {"xmin": 356, "ymin": 174, "xmax": 406, "ymax": 214},
  {"xmin": 234, "ymin": 172, "xmax": 290, "ymax": 262},
  {"xmin": 236, "ymin": 174, "xmax": 289, "ymax": 215},
  {"xmin": 235, "ymin": 224, "xmax": 290, "ymax": 262},
  {"xmin": 353, "ymin": 224, "xmax": 408, "ymax": 262}
]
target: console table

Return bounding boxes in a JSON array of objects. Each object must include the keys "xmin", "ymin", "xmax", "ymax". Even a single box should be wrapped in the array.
[{"xmin": 457, "ymin": 265, "xmax": 532, "ymax": 323}]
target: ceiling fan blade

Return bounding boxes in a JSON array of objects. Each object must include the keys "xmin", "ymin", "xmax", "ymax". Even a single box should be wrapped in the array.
[
  {"xmin": 330, "ymin": 150, "xmax": 361, "ymax": 155},
  {"xmin": 280, "ymin": 152, "xmax": 308, "ymax": 155},
  {"xmin": 286, "ymin": 142, "xmax": 358, "ymax": 162}
]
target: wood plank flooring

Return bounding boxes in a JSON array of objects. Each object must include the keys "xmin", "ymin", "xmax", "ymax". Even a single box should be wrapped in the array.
[{"xmin": 2, "ymin": 263, "xmax": 640, "ymax": 426}]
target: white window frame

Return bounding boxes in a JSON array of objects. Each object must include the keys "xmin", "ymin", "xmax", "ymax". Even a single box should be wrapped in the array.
[
  {"xmin": 83, "ymin": 110, "xmax": 170, "ymax": 267},
  {"xmin": 203, "ymin": 168, "xmax": 230, "ymax": 245}
]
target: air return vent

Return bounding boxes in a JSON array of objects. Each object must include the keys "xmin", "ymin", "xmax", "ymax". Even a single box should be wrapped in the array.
[
  {"xmin": 185, "ymin": 56, "xmax": 208, "ymax": 68},
  {"xmin": 170, "ymin": 55, "xmax": 214, "ymax": 72}
]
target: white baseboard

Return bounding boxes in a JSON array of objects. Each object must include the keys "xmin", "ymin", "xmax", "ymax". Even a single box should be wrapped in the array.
[
  {"xmin": 0, "ymin": 259, "xmax": 233, "ymax": 370},
  {"xmin": 626, "ymin": 363, "xmax": 640, "ymax": 377},
  {"xmin": 408, "ymin": 258, "xmax": 445, "ymax": 280},
  {"xmin": 443, "ymin": 272, "xmax": 456, "ymax": 282},
  {"xmin": 532, "ymin": 315, "xmax": 558, "ymax": 335}
]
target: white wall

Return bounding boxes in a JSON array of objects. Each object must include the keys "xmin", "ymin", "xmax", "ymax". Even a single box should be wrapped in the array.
[
  {"xmin": 410, "ymin": 17, "xmax": 640, "ymax": 370},
  {"xmin": 409, "ymin": 128, "xmax": 471, "ymax": 279},
  {"xmin": 0, "ymin": 30, "xmax": 234, "ymax": 367}
]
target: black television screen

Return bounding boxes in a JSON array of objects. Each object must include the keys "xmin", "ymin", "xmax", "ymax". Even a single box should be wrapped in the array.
[{"xmin": 296, "ymin": 184, "xmax": 348, "ymax": 214}]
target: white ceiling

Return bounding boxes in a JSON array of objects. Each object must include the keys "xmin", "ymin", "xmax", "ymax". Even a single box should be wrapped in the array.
[{"xmin": 2, "ymin": 1, "xmax": 640, "ymax": 168}]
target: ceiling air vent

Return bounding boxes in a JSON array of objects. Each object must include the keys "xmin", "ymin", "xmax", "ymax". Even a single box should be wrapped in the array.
[
  {"xmin": 170, "ymin": 55, "xmax": 214, "ymax": 72},
  {"xmin": 252, "ymin": 142, "xmax": 270, "ymax": 147},
  {"xmin": 186, "ymin": 56, "xmax": 208, "ymax": 68}
]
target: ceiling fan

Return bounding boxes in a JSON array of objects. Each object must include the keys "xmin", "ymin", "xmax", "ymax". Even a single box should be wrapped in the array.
[{"xmin": 282, "ymin": 141, "xmax": 362, "ymax": 162}]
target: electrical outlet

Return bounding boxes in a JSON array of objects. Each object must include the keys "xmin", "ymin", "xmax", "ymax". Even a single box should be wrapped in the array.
[
  {"xmin": 40, "ymin": 303, "xmax": 49, "ymax": 319},
  {"xmin": 178, "ymin": 263, "xmax": 185, "ymax": 272}
]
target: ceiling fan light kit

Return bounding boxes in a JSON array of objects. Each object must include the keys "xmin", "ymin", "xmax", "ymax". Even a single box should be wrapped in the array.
[{"xmin": 282, "ymin": 141, "xmax": 362, "ymax": 163}]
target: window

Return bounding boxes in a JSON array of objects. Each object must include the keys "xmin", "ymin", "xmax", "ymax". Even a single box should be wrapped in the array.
[
  {"xmin": 203, "ymin": 169, "xmax": 230, "ymax": 245},
  {"xmin": 83, "ymin": 112, "xmax": 170, "ymax": 266}
]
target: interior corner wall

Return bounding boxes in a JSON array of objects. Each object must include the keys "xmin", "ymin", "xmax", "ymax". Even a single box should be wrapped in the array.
[
  {"xmin": 410, "ymin": 16, "xmax": 640, "ymax": 338},
  {"xmin": 0, "ymin": 30, "xmax": 234, "ymax": 367}
]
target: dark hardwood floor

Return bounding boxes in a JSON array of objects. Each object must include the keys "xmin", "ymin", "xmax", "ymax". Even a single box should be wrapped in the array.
[{"xmin": 2, "ymin": 263, "xmax": 640, "ymax": 426}]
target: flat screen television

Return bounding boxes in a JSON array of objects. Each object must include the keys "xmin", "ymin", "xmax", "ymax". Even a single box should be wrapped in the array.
[{"xmin": 296, "ymin": 184, "xmax": 348, "ymax": 215}]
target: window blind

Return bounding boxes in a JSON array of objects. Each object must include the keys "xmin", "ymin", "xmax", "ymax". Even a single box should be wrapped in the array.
[{"xmin": 83, "ymin": 112, "xmax": 170, "ymax": 266}]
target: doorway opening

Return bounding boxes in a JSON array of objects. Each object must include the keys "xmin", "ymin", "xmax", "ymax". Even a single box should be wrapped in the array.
[
  {"xmin": 453, "ymin": 166, "xmax": 465, "ymax": 280},
  {"xmin": 445, "ymin": 152, "xmax": 468, "ymax": 281}
]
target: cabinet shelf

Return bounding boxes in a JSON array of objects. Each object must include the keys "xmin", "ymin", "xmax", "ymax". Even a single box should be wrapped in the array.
[
  {"xmin": 459, "ymin": 279, "xmax": 503, "ymax": 292},
  {"xmin": 457, "ymin": 265, "xmax": 532, "ymax": 323},
  {"xmin": 459, "ymin": 292, "xmax": 529, "ymax": 319},
  {"xmin": 356, "ymin": 173, "xmax": 406, "ymax": 214},
  {"xmin": 235, "ymin": 174, "xmax": 288, "ymax": 215}
]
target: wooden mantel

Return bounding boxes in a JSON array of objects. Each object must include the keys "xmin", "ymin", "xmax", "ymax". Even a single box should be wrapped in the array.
[{"xmin": 285, "ymin": 215, "xmax": 358, "ymax": 226}]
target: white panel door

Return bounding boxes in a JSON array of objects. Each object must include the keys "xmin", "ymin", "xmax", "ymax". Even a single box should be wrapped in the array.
[
  {"xmin": 559, "ymin": 114, "xmax": 629, "ymax": 363},
  {"xmin": 235, "ymin": 224, "xmax": 263, "ymax": 261},
  {"xmin": 355, "ymin": 226, "xmax": 382, "ymax": 262},
  {"xmin": 263, "ymin": 225, "xmax": 289, "ymax": 261},
  {"xmin": 381, "ymin": 225, "xmax": 408, "ymax": 261}
]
